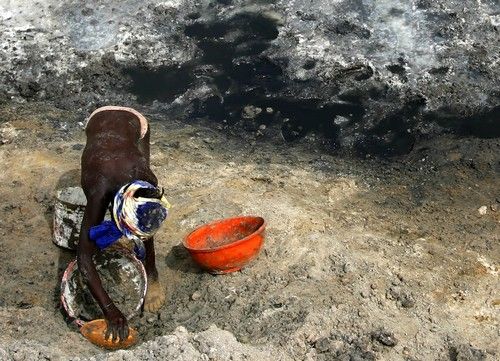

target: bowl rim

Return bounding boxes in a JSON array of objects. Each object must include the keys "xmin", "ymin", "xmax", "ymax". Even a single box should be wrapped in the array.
[
  {"xmin": 60, "ymin": 246, "xmax": 147, "ymax": 326},
  {"xmin": 183, "ymin": 215, "xmax": 266, "ymax": 253}
]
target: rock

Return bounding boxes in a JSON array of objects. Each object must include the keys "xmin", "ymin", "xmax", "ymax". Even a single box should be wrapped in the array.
[
  {"xmin": 372, "ymin": 330, "xmax": 398, "ymax": 347},
  {"xmin": 191, "ymin": 291, "xmax": 202, "ymax": 301},
  {"xmin": 314, "ymin": 337, "xmax": 331, "ymax": 353},
  {"xmin": 334, "ymin": 116, "xmax": 350, "ymax": 126},
  {"xmin": 33, "ymin": 193, "xmax": 47, "ymax": 204},
  {"xmin": 449, "ymin": 344, "xmax": 487, "ymax": 361},
  {"xmin": 0, "ymin": 0, "xmax": 498, "ymax": 156},
  {"xmin": 342, "ymin": 262, "xmax": 353, "ymax": 273},
  {"xmin": 358, "ymin": 309, "xmax": 368, "ymax": 318},
  {"xmin": 241, "ymin": 105, "xmax": 262, "ymax": 120},
  {"xmin": 387, "ymin": 286, "xmax": 416, "ymax": 308},
  {"xmin": 0, "ymin": 123, "xmax": 19, "ymax": 145},
  {"xmin": 478, "ymin": 206, "xmax": 488, "ymax": 215}
]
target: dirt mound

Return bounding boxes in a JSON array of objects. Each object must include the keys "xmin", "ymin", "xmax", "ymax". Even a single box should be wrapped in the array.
[{"xmin": 0, "ymin": 307, "xmax": 285, "ymax": 361}]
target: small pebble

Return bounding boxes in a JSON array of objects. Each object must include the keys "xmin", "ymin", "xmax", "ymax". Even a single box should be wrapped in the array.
[
  {"xmin": 402, "ymin": 347, "xmax": 411, "ymax": 356},
  {"xmin": 372, "ymin": 330, "xmax": 398, "ymax": 347},
  {"xmin": 490, "ymin": 204, "xmax": 498, "ymax": 212},
  {"xmin": 191, "ymin": 291, "xmax": 202, "ymax": 301},
  {"xmin": 334, "ymin": 116, "xmax": 349, "ymax": 125},
  {"xmin": 314, "ymin": 337, "xmax": 330, "ymax": 352},
  {"xmin": 358, "ymin": 309, "xmax": 368, "ymax": 317},
  {"xmin": 401, "ymin": 296, "xmax": 416, "ymax": 308},
  {"xmin": 478, "ymin": 206, "xmax": 487, "ymax": 215},
  {"xmin": 342, "ymin": 262, "xmax": 353, "ymax": 273}
]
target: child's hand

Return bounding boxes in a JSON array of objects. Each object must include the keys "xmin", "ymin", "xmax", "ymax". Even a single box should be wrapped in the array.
[{"xmin": 104, "ymin": 305, "xmax": 129, "ymax": 342}]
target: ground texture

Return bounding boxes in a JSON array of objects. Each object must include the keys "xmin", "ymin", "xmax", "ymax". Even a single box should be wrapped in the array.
[{"xmin": 0, "ymin": 103, "xmax": 498, "ymax": 360}]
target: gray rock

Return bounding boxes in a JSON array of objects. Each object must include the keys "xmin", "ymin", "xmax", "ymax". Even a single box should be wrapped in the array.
[
  {"xmin": 0, "ymin": 0, "xmax": 498, "ymax": 156},
  {"xmin": 449, "ymin": 344, "xmax": 488, "ymax": 361},
  {"xmin": 191, "ymin": 291, "xmax": 202, "ymax": 301},
  {"xmin": 387, "ymin": 285, "xmax": 416, "ymax": 308},
  {"xmin": 372, "ymin": 329, "xmax": 398, "ymax": 347},
  {"xmin": 314, "ymin": 337, "xmax": 331, "ymax": 353}
]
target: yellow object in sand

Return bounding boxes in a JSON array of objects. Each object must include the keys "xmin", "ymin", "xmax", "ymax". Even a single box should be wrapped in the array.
[{"xmin": 80, "ymin": 319, "xmax": 138, "ymax": 350}]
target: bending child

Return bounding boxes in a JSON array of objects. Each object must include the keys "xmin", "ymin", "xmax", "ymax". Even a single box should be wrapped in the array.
[{"xmin": 78, "ymin": 106, "xmax": 169, "ymax": 341}]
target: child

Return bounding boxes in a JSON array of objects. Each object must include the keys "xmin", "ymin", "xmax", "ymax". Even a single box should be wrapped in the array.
[{"xmin": 78, "ymin": 106, "xmax": 169, "ymax": 341}]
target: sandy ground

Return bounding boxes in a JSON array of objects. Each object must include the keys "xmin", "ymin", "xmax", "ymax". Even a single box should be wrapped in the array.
[{"xmin": 0, "ymin": 103, "xmax": 498, "ymax": 360}]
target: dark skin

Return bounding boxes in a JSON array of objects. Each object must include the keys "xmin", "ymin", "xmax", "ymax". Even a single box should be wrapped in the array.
[{"xmin": 78, "ymin": 110, "xmax": 161, "ymax": 341}]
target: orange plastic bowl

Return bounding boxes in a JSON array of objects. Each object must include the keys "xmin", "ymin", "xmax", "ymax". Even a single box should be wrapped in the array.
[{"xmin": 183, "ymin": 216, "xmax": 266, "ymax": 274}]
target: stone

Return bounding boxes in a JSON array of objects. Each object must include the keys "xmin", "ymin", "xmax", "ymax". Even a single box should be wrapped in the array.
[
  {"xmin": 0, "ymin": 0, "xmax": 498, "ymax": 156},
  {"xmin": 191, "ymin": 291, "xmax": 202, "ymax": 301},
  {"xmin": 241, "ymin": 106, "xmax": 262, "ymax": 119},
  {"xmin": 372, "ymin": 330, "xmax": 398, "ymax": 347},
  {"xmin": 0, "ymin": 123, "xmax": 19, "ymax": 145},
  {"xmin": 314, "ymin": 337, "xmax": 331, "ymax": 353}
]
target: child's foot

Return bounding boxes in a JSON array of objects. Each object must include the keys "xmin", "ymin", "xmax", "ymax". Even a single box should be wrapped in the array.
[{"xmin": 144, "ymin": 280, "xmax": 165, "ymax": 312}]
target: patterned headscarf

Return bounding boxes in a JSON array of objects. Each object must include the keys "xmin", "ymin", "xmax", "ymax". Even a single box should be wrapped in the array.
[
  {"xmin": 113, "ymin": 180, "xmax": 170, "ymax": 240},
  {"xmin": 89, "ymin": 180, "xmax": 170, "ymax": 259}
]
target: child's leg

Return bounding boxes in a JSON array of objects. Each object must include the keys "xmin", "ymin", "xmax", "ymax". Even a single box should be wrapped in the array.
[{"xmin": 143, "ymin": 238, "xmax": 166, "ymax": 312}]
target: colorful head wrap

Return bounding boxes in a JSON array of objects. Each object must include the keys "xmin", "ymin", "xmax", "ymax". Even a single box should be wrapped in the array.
[{"xmin": 89, "ymin": 180, "xmax": 170, "ymax": 259}]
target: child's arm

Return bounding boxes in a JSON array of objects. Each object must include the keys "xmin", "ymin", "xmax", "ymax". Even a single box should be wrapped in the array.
[{"xmin": 77, "ymin": 189, "xmax": 129, "ymax": 342}]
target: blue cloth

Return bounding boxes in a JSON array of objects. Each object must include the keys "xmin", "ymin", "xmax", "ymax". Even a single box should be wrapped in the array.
[
  {"xmin": 89, "ymin": 220, "xmax": 122, "ymax": 249},
  {"xmin": 89, "ymin": 221, "xmax": 146, "ymax": 260}
]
